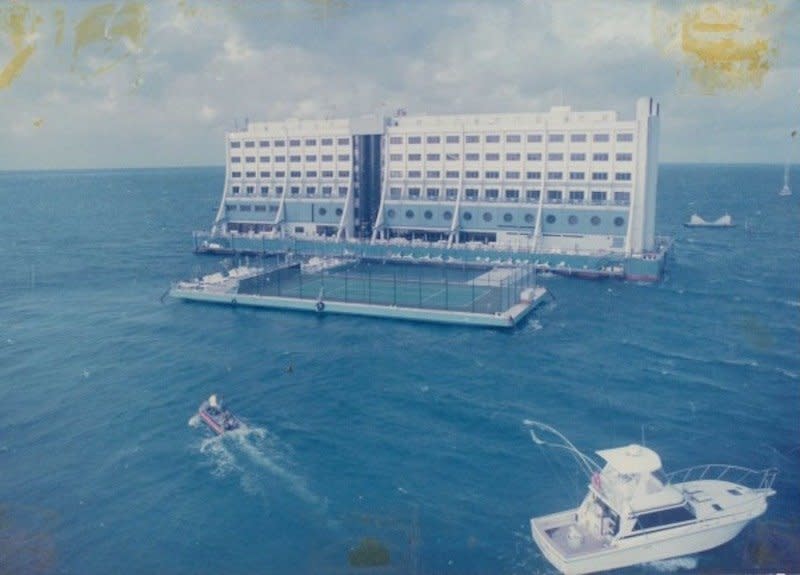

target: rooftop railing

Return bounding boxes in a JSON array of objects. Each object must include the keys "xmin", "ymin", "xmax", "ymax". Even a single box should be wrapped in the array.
[{"xmin": 666, "ymin": 464, "xmax": 777, "ymax": 492}]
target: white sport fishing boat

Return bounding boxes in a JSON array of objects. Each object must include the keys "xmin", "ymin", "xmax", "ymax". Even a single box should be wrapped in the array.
[{"xmin": 526, "ymin": 421, "xmax": 777, "ymax": 575}]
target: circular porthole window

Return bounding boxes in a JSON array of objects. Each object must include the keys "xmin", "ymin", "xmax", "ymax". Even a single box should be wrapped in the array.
[
  {"xmin": 591, "ymin": 215, "xmax": 601, "ymax": 226},
  {"xmin": 545, "ymin": 214, "xmax": 556, "ymax": 224},
  {"xmin": 443, "ymin": 211, "xmax": 452, "ymax": 221},
  {"xmin": 319, "ymin": 207, "xmax": 327, "ymax": 216},
  {"xmin": 568, "ymin": 215, "xmax": 578, "ymax": 225},
  {"xmin": 524, "ymin": 213, "xmax": 534, "ymax": 224},
  {"xmin": 424, "ymin": 210, "xmax": 433, "ymax": 220},
  {"xmin": 503, "ymin": 213, "xmax": 513, "ymax": 223},
  {"xmin": 387, "ymin": 209, "xmax": 396, "ymax": 218},
  {"xmin": 406, "ymin": 209, "xmax": 415, "ymax": 219},
  {"xmin": 335, "ymin": 208, "xmax": 343, "ymax": 216},
  {"xmin": 463, "ymin": 211, "xmax": 473, "ymax": 221},
  {"xmin": 614, "ymin": 216, "xmax": 625, "ymax": 227},
  {"xmin": 483, "ymin": 212, "xmax": 493, "ymax": 222}
]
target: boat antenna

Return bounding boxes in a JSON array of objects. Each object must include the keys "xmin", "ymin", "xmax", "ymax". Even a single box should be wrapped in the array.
[{"xmin": 524, "ymin": 420, "xmax": 601, "ymax": 478}]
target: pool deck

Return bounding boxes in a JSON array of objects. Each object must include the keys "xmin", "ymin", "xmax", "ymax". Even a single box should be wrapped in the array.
[{"xmin": 169, "ymin": 285, "xmax": 548, "ymax": 329}]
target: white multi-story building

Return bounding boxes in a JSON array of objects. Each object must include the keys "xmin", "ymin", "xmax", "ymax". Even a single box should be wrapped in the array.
[{"xmin": 371, "ymin": 97, "xmax": 660, "ymax": 257}]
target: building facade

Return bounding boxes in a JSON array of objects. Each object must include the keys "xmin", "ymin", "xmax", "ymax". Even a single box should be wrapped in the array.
[{"xmin": 211, "ymin": 98, "xmax": 660, "ymax": 261}]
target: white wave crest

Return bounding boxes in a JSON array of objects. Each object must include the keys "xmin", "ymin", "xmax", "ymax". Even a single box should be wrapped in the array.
[
  {"xmin": 199, "ymin": 436, "xmax": 237, "ymax": 477},
  {"xmin": 646, "ymin": 556, "xmax": 698, "ymax": 572}
]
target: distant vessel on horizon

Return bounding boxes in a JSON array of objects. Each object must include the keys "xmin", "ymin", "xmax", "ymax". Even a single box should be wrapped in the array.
[
  {"xmin": 779, "ymin": 164, "xmax": 792, "ymax": 196},
  {"xmin": 683, "ymin": 213, "xmax": 735, "ymax": 228}
]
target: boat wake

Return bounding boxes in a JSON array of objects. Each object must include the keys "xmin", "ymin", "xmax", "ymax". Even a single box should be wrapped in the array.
[
  {"xmin": 193, "ymin": 422, "xmax": 319, "ymax": 505},
  {"xmin": 646, "ymin": 556, "xmax": 698, "ymax": 572}
]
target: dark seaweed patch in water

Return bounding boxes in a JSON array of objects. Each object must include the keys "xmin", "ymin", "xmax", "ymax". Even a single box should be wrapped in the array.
[{"xmin": 348, "ymin": 537, "xmax": 391, "ymax": 568}]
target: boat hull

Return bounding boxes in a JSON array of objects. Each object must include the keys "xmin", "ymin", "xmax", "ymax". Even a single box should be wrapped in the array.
[{"xmin": 531, "ymin": 505, "xmax": 764, "ymax": 575}]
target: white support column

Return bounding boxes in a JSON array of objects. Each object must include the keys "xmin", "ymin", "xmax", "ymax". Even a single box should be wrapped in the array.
[
  {"xmin": 447, "ymin": 125, "xmax": 466, "ymax": 247},
  {"xmin": 212, "ymin": 136, "xmax": 232, "ymax": 235}
]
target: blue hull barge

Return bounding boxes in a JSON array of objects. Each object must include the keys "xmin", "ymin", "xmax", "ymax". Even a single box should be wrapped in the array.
[{"xmin": 198, "ymin": 394, "xmax": 241, "ymax": 435}]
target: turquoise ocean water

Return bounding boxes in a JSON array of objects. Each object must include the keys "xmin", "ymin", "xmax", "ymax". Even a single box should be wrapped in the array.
[{"xmin": 0, "ymin": 164, "xmax": 798, "ymax": 574}]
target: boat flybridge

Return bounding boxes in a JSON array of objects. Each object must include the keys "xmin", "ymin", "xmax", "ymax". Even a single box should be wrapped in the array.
[{"xmin": 526, "ymin": 421, "xmax": 776, "ymax": 575}]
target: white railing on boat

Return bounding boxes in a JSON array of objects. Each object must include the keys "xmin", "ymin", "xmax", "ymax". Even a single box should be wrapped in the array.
[{"xmin": 666, "ymin": 464, "xmax": 777, "ymax": 491}]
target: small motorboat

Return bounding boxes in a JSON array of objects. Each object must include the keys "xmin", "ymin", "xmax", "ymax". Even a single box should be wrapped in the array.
[
  {"xmin": 198, "ymin": 394, "xmax": 241, "ymax": 435},
  {"xmin": 683, "ymin": 213, "xmax": 736, "ymax": 228},
  {"xmin": 527, "ymin": 421, "xmax": 776, "ymax": 575}
]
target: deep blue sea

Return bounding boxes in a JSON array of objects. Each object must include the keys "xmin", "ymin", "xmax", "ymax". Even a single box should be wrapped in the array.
[{"xmin": 1, "ymin": 164, "xmax": 798, "ymax": 574}]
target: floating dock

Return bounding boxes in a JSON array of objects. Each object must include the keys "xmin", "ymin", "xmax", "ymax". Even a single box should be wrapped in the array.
[{"xmin": 170, "ymin": 259, "xmax": 547, "ymax": 329}]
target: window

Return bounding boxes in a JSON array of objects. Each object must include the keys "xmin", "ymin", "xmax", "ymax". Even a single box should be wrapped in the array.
[
  {"xmin": 527, "ymin": 153, "xmax": 542, "ymax": 161},
  {"xmin": 614, "ymin": 216, "xmax": 626, "ymax": 227},
  {"xmin": 240, "ymin": 204, "xmax": 252, "ymax": 210},
  {"xmin": 506, "ymin": 171, "xmax": 520, "ymax": 179},
  {"xmin": 259, "ymin": 140, "xmax": 269, "ymax": 148},
  {"xmin": 274, "ymin": 140, "xmax": 285, "ymax": 147},
  {"xmin": 506, "ymin": 153, "xmax": 521, "ymax": 161},
  {"xmin": 408, "ymin": 188, "xmax": 421, "ymax": 198},
  {"xmin": 405, "ymin": 209, "xmax": 415, "ymax": 219},
  {"xmin": 245, "ymin": 186, "xmax": 254, "ymax": 194},
  {"xmin": 260, "ymin": 156, "xmax": 270, "ymax": 163},
  {"xmin": 408, "ymin": 170, "xmax": 421, "ymax": 178},
  {"xmin": 390, "ymin": 170, "xmax": 403, "ymax": 178},
  {"xmin": 338, "ymin": 170, "xmax": 350, "ymax": 178},
  {"xmin": 525, "ymin": 213, "xmax": 535, "ymax": 223},
  {"xmin": 322, "ymin": 170, "xmax": 334, "ymax": 178},
  {"xmin": 305, "ymin": 155, "xmax": 317, "ymax": 162},
  {"xmin": 246, "ymin": 171, "xmax": 256, "ymax": 178},
  {"xmin": 465, "ymin": 170, "xmax": 479, "ymax": 179},
  {"xmin": 615, "ymin": 172, "xmax": 632, "ymax": 181},
  {"xmin": 322, "ymin": 186, "xmax": 333, "ymax": 196},
  {"xmin": 506, "ymin": 134, "xmax": 521, "ymax": 143},
  {"xmin": 633, "ymin": 506, "xmax": 695, "ymax": 531},
  {"xmin": 446, "ymin": 171, "xmax": 459, "ymax": 179},
  {"xmin": 306, "ymin": 186, "xmax": 316, "ymax": 196},
  {"xmin": 568, "ymin": 215, "xmax": 578, "ymax": 225},
  {"xmin": 424, "ymin": 210, "xmax": 433, "ymax": 219},
  {"xmin": 338, "ymin": 187, "xmax": 348, "ymax": 196},
  {"xmin": 305, "ymin": 138, "xmax": 316, "ymax": 146},
  {"xmin": 408, "ymin": 153, "xmax": 422, "ymax": 161},
  {"xmin": 463, "ymin": 211, "xmax": 473, "ymax": 220},
  {"xmin": 443, "ymin": 210, "xmax": 453, "ymax": 221},
  {"xmin": 260, "ymin": 171, "xmax": 270, "ymax": 178},
  {"xmin": 617, "ymin": 133, "xmax": 634, "ymax": 142},
  {"xmin": 389, "ymin": 187, "xmax": 401, "ymax": 199},
  {"xmin": 269, "ymin": 205, "xmax": 279, "ymax": 213},
  {"xmin": 231, "ymin": 185, "xmax": 240, "ymax": 194},
  {"xmin": 592, "ymin": 172, "xmax": 608, "ymax": 181},
  {"xmin": 486, "ymin": 171, "xmax": 500, "ymax": 179},
  {"xmin": 485, "ymin": 134, "xmax": 500, "ymax": 143},
  {"xmin": 546, "ymin": 214, "xmax": 556, "ymax": 223},
  {"xmin": 445, "ymin": 153, "xmax": 460, "ymax": 161},
  {"xmin": 387, "ymin": 208, "xmax": 396, "ymax": 218},
  {"xmin": 525, "ymin": 189, "xmax": 540, "ymax": 201},
  {"xmin": 485, "ymin": 153, "xmax": 500, "ymax": 161},
  {"xmin": 426, "ymin": 188, "xmax": 440, "ymax": 199},
  {"xmin": 569, "ymin": 172, "xmax": 585, "ymax": 180},
  {"xmin": 290, "ymin": 171, "xmax": 301, "ymax": 178},
  {"xmin": 465, "ymin": 134, "xmax": 480, "ymax": 143},
  {"xmin": 226, "ymin": 204, "xmax": 237, "ymax": 211},
  {"xmin": 318, "ymin": 206, "xmax": 327, "ymax": 215},
  {"xmin": 389, "ymin": 136, "xmax": 403, "ymax": 145},
  {"xmin": 245, "ymin": 156, "xmax": 256, "ymax": 163},
  {"xmin": 593, "ymin": 153, "xmax": 609, "ymax": 161},
  {"xmin": 569, "ymin": 190, "xmax": 584, "ymax": 202},
  {"xmin": 426, "ymin": 135, "xmax": 441, "ymax": 144},
  {"xmin": 465, "ymin": 189, "xmax": 478, "ymax": 201},
  {"xmin": 306, "ymin": 171, "xmax": 317, "ymax": 177},
  {"xmin": 615, "ymin": 191, "xmax": 631, "ymax": 204},
  {"xmin": 231, "ymin": 157, "xmax": 241, "ymax": 163},
  {"xmin": 503, "ymin": 213, "xmax": 513, "ymax": 222},
  {"xmin": 547, "ymin": 190, "xmax": 563, "ymax": 202},
  {"xmin": 335, "ymin": 206, "xmax": 344, "ymax": 214},
  {"xmin": 321, "ymin": 138, "xmax": 333, "ymax": 146},
  {"xmin": 465, "ymin": 153, "xmax": 480, "ymax": 161},
  {"xmin": 591, "ymin": 191, "xmax": 607, "ymax": 203},
  {"xmin": 230, "ymin": 141, "xmax": 241, "ymax": 148},
  {"xmin": 446, "ymin": 188, "xmax": 458, "ymax": 200},
  {"xmin": 244, "ymin": 141, "xmax": 255, "ymax": 148},
  {"xmin": 485, "ymin": 189, "xmax": 499, "ymax": 200},
  {"xmin": 446, "ymin": 135, "xmax": 460, "ymax": 144},
  {"xmin": 322, "ymin": 154, "xmax": 333, "ymax": 162},
  {"xmin": 426, "ymin": 153, "xmax": 441, "ymax": 161},
  {"xmin": 408, "ymin": 136, "xmax": 422, "ymax": 144},
  {"xmin": 483, "ymin": 212, "xmax": 493, "ymax": 221},
  {"xmin": 338, "ymin": 154, "xmax": 350, "ymax": 162},
  {"xmin": 591, "ymin": 215, "xmax": 601, "ymax": 225},
  {"xmin": 275, "ymin": 185, "xmax": 284, "ymax": 194},
  {"xmin": 289, "ymin": 139, "xmax": 300, "ymax": 147},
  {"xmin": 593, "ymin": 133, "xmax": 610, "ymax": 142},
  {"xmin": 527, "ymin": 134, "xmax": 543, "ymax": 143},
  {"xmin": 231, "ymin": 171, "xmax": 241, "ymax": 178},
  {"xmin": 275, "ymin": 156, "xmax": 286, "ymax": 162},
  {"xmin": 526, "ymin": 171, "xmax": 542, "ymax": 180},
  {"xmin": 390, "ymin": 153, "xmax": 403, "ymax": 161},
  {"xmin": 548, "ymin": 171, "xmax": 563, "ymax": 180},
  {"xmin": 549, "ymin": 134, "xmax": 564, "ymax": 143},
  {"xmin": 427, "ymin": 170, "xmax": 441, "ymax": 178},
  {"xmin": 260, "ymin": 186, "xmax": 269, "ymax": 195},
  {"xmin": 548, "ymin": 153, "xmax": 564, "ymax": 161},
  {"xmin": 570, "ymin": 133, "xmax": 587, "ymax": 143},
  {"xmin": 570, "ymin": 153, "xmax": 586, "ymax": 161},
  {"xmin": 337, "ymin": 137, "xmax": 350, "ymax": 145},
  {"xmin": 290, "ymin": 186, "xmax": 300, "ymax": 195},
  {"xmin": 616, "ymin": 153, "xmax": 633, "ymax": 161}
]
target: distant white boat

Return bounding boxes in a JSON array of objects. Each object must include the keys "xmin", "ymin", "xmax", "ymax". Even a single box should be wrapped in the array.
[
  {"xmin": 683, "ymin": 213, "xmax": 736, "ymax": 228},
  {"xmin": 527, "ymin": 421, "xmax": 776, "ymax": 575}
]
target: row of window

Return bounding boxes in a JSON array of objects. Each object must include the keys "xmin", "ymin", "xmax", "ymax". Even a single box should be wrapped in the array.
[
  {"xmin": 389, "ymin": 152, "xmax": 632, "ymax": 162},
  {"xmin": 386, "ymin": 187, "xmax": 630, "ymax": 204},
  {"xmin": 384, "ymin": 208, "xmax": 626, "ymax": 227},
  {"xmin": 230, "ymin": 137, "xmax": 351, "ymax": 149},
  {"xmin": 230, "ymin": 185, "xmax": 349, "ymax": 197},
  {"xmin": 388, "ymin": 133, "xmax": 634, "ymax": 145},
  {"xmin": 230, "ymin": 170, "xmax": 351, "ymax": 179},
  {"xmin": 227, "ymin": 203, "xmax": 345, "ymax": 217},
  {"xmin": 388, "ymin": 170, "xmax": 631, "ymax": 181},
  {"xmin": 231, "ymin": 154, "xmax": 351, "ymax": 163}
]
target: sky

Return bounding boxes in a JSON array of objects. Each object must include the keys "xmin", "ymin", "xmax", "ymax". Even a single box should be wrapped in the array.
[{"xmin": 1, "ymin": 0, "xmax": 799, "ymax": 170}]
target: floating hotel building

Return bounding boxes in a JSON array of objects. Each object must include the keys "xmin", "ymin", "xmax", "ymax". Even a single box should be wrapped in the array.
[{"xmin": 198, "ymin": 98, "xmax": 666, "ymax": 280}]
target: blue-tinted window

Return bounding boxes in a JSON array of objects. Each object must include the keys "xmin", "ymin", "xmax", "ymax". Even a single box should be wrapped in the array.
[
  {"xmin": 337, "ymin": 137, "xmax": 350, "ymax": 145},
  {"xmin": 321, "ymin": 138, "xmax": 333, "ymax": 146},
  {"xmin": 426, "ymin": 135, "xmax": 441, "ymax": 144},
  {"xmin": 570, "ymin": 153, "xmax": 586, "ymax": 161},
  {"xmin": 485, "ymin": 134, "xmax": 500, "ymax": 143},
  {"xmin": 617, "ymin": 133, "xmax": 634, "ymax": 142},
  {"xmin": 549, "ymin": 134, "xmax": 565, "ymax": 143},
  {"xmin": 506, "ymin": 171, "xmax": 520, "ymax": 179},
  {"xmin": 592, "ymin": 172, "xmax": 608, "ymax": 181},
  {"xmin": 548, "ymin": 171, "xmax": 563, "ymax": 180},
  {"xmin": 527, "ymin": 153, "xmax": 542, "ymax": 161},
  {"xmin": 485, "ymin": 171, "xmax": 500, "ymax": 179},
  {"xmin": 506, "ymin": 134, "xmax": 521, "ymax": 143},
  {"xmin": 570, "ymin": 134, "xmax": 587, "ymax": 143},
  {"xmin": 526, "ymin": 171, "xmax": 542, "ymax": 180},
  {"xmin": 506, "ymin": 153, "xmax": 521, "ymax": 161},
  {"xmin": 465, "ymin": 135, "xmax": 480, "ymax": 143},
  {"xmin": 485, "ymin": 153, "xmax": 500, "ymax": 161},
  {"xmin": 593, "ymin": 133, "xmax": 610, "ymax": 142},
  {"xmin": 289, "ymin": 139, "xmax": 300, "ymax": 147},
  {"xmin": 230, "ymin": 141, "xmax": 241, "ymax": 148},
  {"xmin": 593, "ymin": 153, "xmax": 609, "ymax": 161},
  {"xmin": 633, "ymin": 506, "xmax": 695, "ymax": 531},
  {"xmin": 305, "ymin": 138, "xmax": 316, "ymax": 146},
  {"xmin": 408, "ymin": 136, "xmax": 422, "ymax": 144},
  {"xmin": 548, "ymin": 153, "xmax": 564, "ymax": 161},
  {"xmin": 616, "ymin": 153, "xmax": 633, "ymax": 161},
  {"xmin": 569, "ymin": 172, "xmax": 585, "ymax": 180},
  {"xmin": 527, "ymin": 134, "xmax": 543, "ymax": 143},
  {"xmin": 615, "ymin": 172, "xmax": 632, "ymax": 181},
  {"xmin": 446, "ymin": 135, "xmax": 460, "ymax": 144}
]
